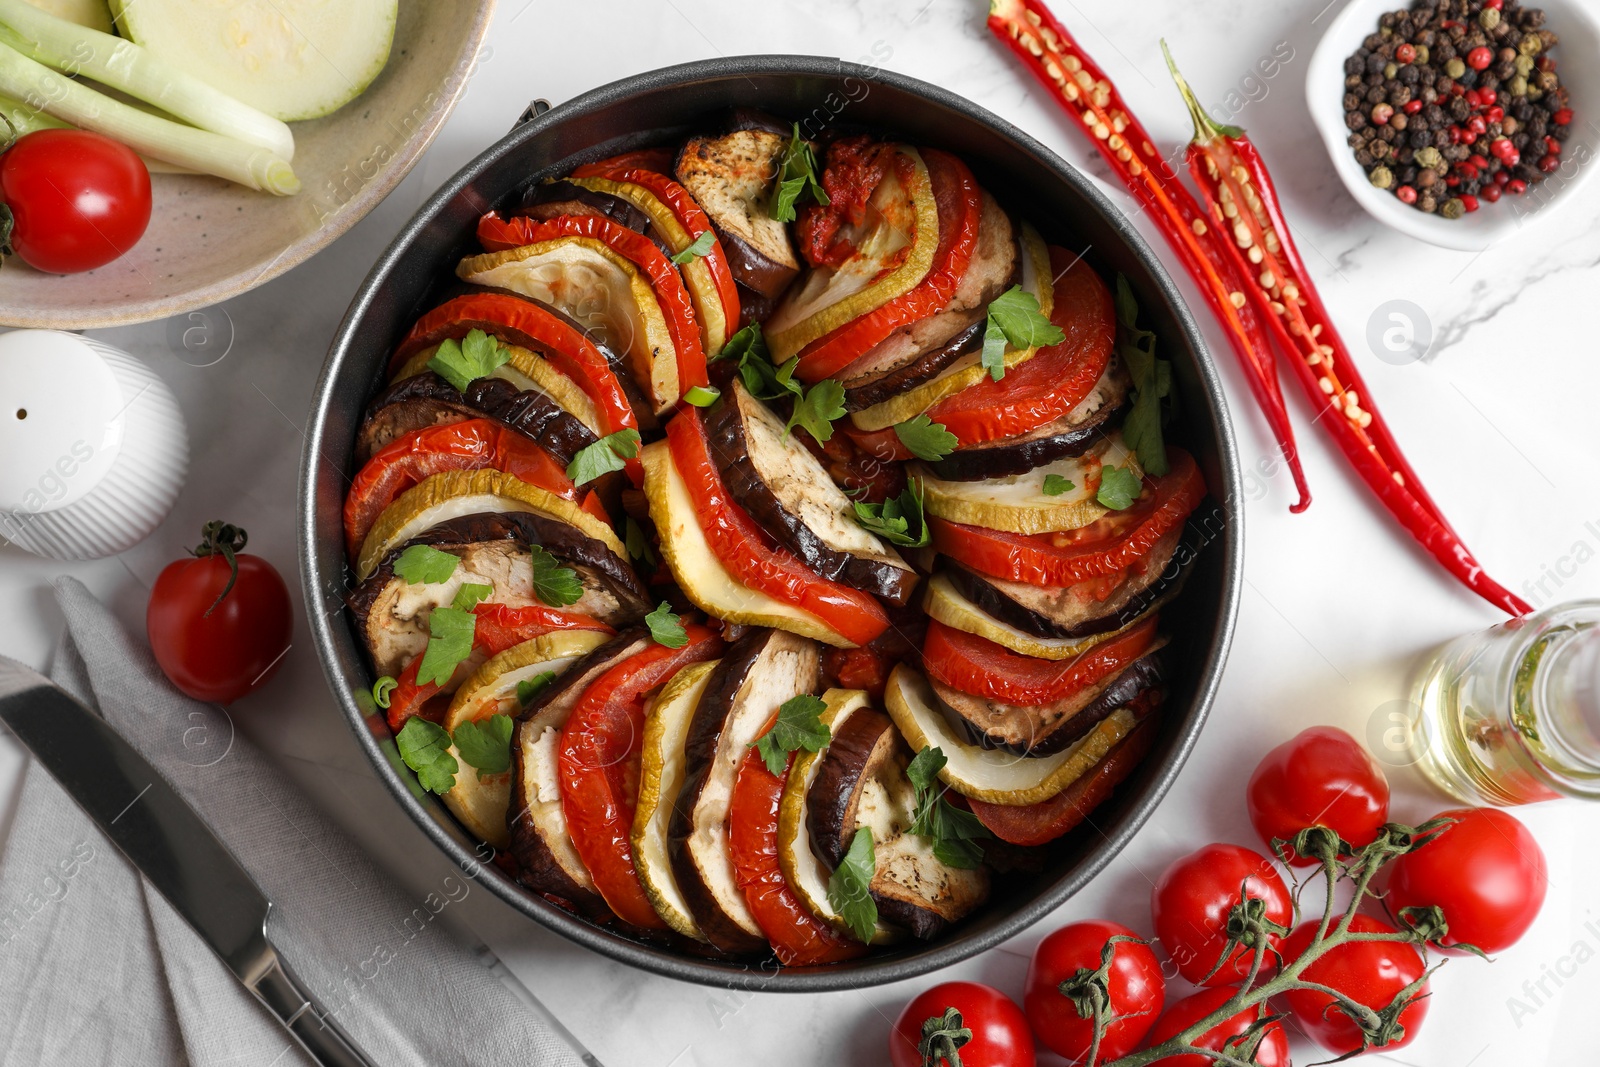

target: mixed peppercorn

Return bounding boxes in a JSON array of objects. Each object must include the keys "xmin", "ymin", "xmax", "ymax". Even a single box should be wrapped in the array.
[{"xmin": 1343, "ymin": 0, "xmax": 1573, "ymax": 218}]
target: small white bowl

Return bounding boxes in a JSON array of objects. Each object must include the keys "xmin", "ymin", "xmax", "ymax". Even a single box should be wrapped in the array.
[{"xmin": 1308, "ymin": 0, "xmax": 1599, "ymax": 251}]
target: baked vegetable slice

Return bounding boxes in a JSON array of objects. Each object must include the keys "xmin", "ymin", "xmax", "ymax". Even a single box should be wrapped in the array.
[{"xmin": 674, "ymin": 124, "xmax": 800, "ymax": 299}]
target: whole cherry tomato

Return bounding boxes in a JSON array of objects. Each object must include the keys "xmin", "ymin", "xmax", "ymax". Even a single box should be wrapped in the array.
[
  {"xmin": 1246, "ymin": 726, "xmax": 1390, "ymax": 865},
  {"xmin": 1024, "ymin": 920, "xmax": 1165, "ymax": 1062},
  {"xmin": 0, "ymin": 129, "xmax": 151, "ymax": 273},
  {"xmin": 1151, "ymin": 843, "xmax": 1292, "ymax": 986},
  {"xmin": 889, "ymin": 981, "xmax": 1034, "ymax": 1067},
  {"xmin": 147, "ymin": 522, "xmax": 293, "ymax": 704},
  {"xmin": 1280, "ymin": 915, "xmax": 1429, "ymax": 1055},
  {"xmin": 1385, "ymin": 807, "xmax": 1547, "ymax": 955},
  {"xmin": 1143, "ymin": 985, "xmax": 1290, "ymax": 1067}
]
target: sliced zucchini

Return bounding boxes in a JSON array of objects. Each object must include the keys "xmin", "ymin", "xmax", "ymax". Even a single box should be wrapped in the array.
[
  {"xmin": 916, "ymin": 433, "xmax": 1142, "ymax": 537},
  {"xmin": 883, "ymin": 665, "xmax": 1137, "ymax": 805},
  {"xmin": 922, "ymin": 572, "xmax": 1170, "ymax": 661},
  {"xmin": 633, "ymin": 660, "xmax": 719, "ymax": 941},
  {"xmin": 640, "ymin": 440, "xmax": 853, "ymax": 647},
  {"xmin": 850, "ymin": 222, "xmax": 1053, "ymax": 431},
  {"xmin": 391, "ymin": 342, "xmax": 602, "ymax": 434}
]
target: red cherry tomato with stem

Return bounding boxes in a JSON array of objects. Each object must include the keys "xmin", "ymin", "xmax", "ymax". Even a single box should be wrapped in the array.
[
  {"xmin": 1280, "ymin": 915, "xmax": 1430, "ymax": 1055},
  {"xmin": 1385, "ymin": 807, "xmax": 1547, "ymax": 955},
  {"xmin": 0, "ymin": 129, "xmax": 151, "ymax": 273},
  {"xmin": 1024, "ymin": 920, "xmax": 1165, "ymax": 1062},
  {"xmin": 1144, "ymin": 985, "xmax": 1290, "ymax": 1067},
  {"xmin": 147, "ymin": 522, "xmax": 293, "ymax": 704},
  {"xmin": 889, "ymin": 981, "xmax": 1033, "ymax": 1067},
  {"xmin": 1151, "ymin": 843, "xmax": 1292, "ymax": 987},
  {"xmin": 1246, "ymin": 726, "xmax": 1390, "ymax": 865}
]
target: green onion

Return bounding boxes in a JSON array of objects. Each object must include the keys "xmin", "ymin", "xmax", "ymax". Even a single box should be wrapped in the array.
[
  {"xmin": 683, "ymin": 384, "xmax": 721, "ymax": 407},
  {"xmin": 0, "ymin": 89, "xmax": 63, "ymax": 135},
  {"xmin": 0, "ymin": 0, "xmax": 295, "ymax": 161},
  {"xmin": 0, "ymin": 46, "xmax": 298, "ymax": 194}
]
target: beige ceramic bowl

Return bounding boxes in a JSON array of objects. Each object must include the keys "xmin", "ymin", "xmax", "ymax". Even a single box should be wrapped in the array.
[{"xmin": 0, "ymin": 0, "xmax": 495, "ymax": 329}]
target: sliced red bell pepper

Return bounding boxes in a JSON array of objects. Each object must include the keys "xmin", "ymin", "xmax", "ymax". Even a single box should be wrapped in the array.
[
  {"xmin": 729, "ymin": 739, "xmax": 868, "ymax": 965},
  {"xmin": 922, "ymin": 615, "xmax": 1159, "ymax": 706},
  {"xmin": 343, "ymin": 419, "xmax": 582, "ymax": 559},
  {"xmin": 390, "ymin": 292, "xmax": 640, "ymax": 481},
  {"xmin": 476, "ymin": 212, "xmax": 710, "ymax": 398},
  {"xmin": 558, "ymin": 627, "xmax": 724, "ymax": 929},
  {"xmin": 571, "ymin": 147, "xmax": 675, "ymax": 178},
  {"xmin": 664, "ymin": 408, "xmax": 891, "ymax": 647},
  {"xmin": 793, "ymin": 149, "xmax": 982, "ymax": 382},
  {"xmin": 931, "ymin": 448, "xmax": 1205, "ymax": 586}
]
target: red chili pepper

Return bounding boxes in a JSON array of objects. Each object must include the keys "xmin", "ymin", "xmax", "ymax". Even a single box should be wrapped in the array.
[
  {"xmin": 1163, "ymin": 49, "xmax": 1529, "ymax": 616},
  {"xmin": 986, "ymin": 0, "xmax": 1311, "ymax": 514}
]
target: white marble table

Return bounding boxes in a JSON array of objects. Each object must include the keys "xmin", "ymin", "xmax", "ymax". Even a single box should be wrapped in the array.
[{"xmin": 3, "ymin": 1, "xmax": 1599, "ymax": 1063}]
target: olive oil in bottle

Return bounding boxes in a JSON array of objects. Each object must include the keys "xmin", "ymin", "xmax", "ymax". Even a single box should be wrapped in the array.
[{"xmin": 1410, "ymin": 601, "xmax": 1600, "ymax": 805}]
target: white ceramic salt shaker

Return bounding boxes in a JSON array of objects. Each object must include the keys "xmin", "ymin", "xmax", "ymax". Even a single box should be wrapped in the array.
[{"xmin": 0, "ymin": 330, "xmax": 188, "ymax": 560}]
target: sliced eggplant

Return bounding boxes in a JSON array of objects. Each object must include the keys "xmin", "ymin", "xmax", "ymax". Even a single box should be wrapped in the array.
[
  {"xmin": 930, "ymin": 649, "xmax": 1165, "ymax": 757},
  {"xmin": 517, "ymin": 179, "xmax": 656, "ymax": 239},
  {"xmin": 355, "ymin": 372, "xmax": 598, "ymax": 468},
  {"xmin": 347, "ymin": 511, "xmax": 650, "ymax": 677},
  {"xmin": 509, "ymin": 630, "xmax": 655, "ymax": 915},
  {"xmin": 705, "ymin": 380, "xmax": 918, "ymax": 604},
  {"xmin": 870, "ymin": 821, "xmax": 991, "ymax": 940},
  {"xmin": 389, "ymin": 342, "xmax": 603, "ymax": 436},
  {"xmin": 670, "ymin": 627, "xmax": 822, "ymax": 954},
  {"xmin": 438, "ymin": 631, "xmax": 611, "ymax": 848},
  {"xmin": 633, "ymin": 660, "xmax": 719, "ymax": 941},
  {"xmin": 840, "ymin": 316, "xmax": 984, "ymax": 413},
  {"xmin": 883, "ymin": 665, "xmax": 1138, "ymax": 805},
  {"xmin": 641, "ymin": 440, "xmax": 857, "ymax": 647},
  {"xmin": 675, "ymin": 127, "xmax": 799, "ymax": 298},
  {"xmin": 941, "ymin": 523, "xmax": 1188, "ymax": 640}
]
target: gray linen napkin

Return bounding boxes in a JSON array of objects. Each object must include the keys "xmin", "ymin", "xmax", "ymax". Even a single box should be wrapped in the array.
[{"xmin": 0, "ymin": 578, "xmax": 587, "ymax": 1067}]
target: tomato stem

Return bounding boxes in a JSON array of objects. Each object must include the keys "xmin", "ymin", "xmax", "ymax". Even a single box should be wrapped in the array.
[{"xmin": 192, "ymin": 519, "xmax": 248, "ymax": 617}]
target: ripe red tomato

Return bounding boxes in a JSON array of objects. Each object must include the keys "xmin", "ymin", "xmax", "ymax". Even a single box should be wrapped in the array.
[
  {"xmin": 1143, "ymin": 985, "xmax": 1290, "ymax": 1067},
  {"xmin": 147, "ymin": 523, "xmax": 293, "ymax": 704},
  {"xmin": 1246, "ymin": 726, "xmax": 1390, "ymax": 865},
  {"xmin": 0, "ymin": 129, "xmax": 151, "ymax": 273},
  {"xmin": 1281, "ymin": 915, "xmax": 1429, "ymax": 1055},
  {"xmin": 889, "ymin": 981, "xmax": 1034, "ymax": 1067},
  {"xmin": 1151, "ymin": 843, "xmax": 1292, "ymax": 986},
  {"xmin": 1024, "ymin": 920, "xmax": 1165, "ymax": 1061},
  {"xmin": 1385, "ymin": 807, "xmax": 1547, "ymax": 955}
]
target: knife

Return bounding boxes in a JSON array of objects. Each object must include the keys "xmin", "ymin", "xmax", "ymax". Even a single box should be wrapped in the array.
[{"xmin": 0, "ymin": 657, "xmax": 374, "ymax": 1067}]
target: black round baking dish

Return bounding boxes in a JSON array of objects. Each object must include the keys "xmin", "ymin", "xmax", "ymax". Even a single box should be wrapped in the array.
[{"xmin": 300, "ymin": 54, "xmax": 1243, "ymax": 992}]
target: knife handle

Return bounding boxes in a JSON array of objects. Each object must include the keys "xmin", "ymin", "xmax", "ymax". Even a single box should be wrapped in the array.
[{"xmin": 251, "ymin": 952, "xmax": 375, "ymax": 1067}]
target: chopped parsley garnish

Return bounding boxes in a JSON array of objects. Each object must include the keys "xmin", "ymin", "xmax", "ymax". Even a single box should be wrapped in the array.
[
  {"xmin": 451, "ymin": 582, "xmax": 493, "ymax": 611},
  {"xmin": 566, "ymin": 428, "xmax": 642, "ymax": 486},
  {"xmin": 517, "ymin": 672, "xmax": 556, "ymax": 707},
  {"xmin": 646, "ymin": 600, "xmax": 688, "ymax": 648},
  {"xmin": 392, "ymin": 544, "xmax": 460, "ymax": 585},
  {"xmin": 670, "ymin": 230, "xmax": 717, "ymax": 265},
  {"xmin": 396, "ymin": 718, "xmax": 458, "ymax": 794},
  {"xmin": 1115, "ymin": 275, "xmax": 1172, "ymax": 476},
  {"xmin": 852, "ymin": 479, "xmax": 930, "ymax": 548},
  {"xmin": 906, "ymin": 746, "xmax": 990, "ymax": 869},
  {"xmin": 528, "ymin": 544, "xmax": 584, "ymax": 607},
  {"xmin": 415, "ymin": 606, "xmax": 476, "ymax": 687},
  {"xmin": 1096, "ymin": 465, "xmax": 1143, "ymax": 511},
  {"xmin": 827, "ymin": 827, "xmax": 879, "ymax": 944},
  {"xmin": 624, "ymin": 516, "xmax": 658, "ymax": 569},
  {"xmin": 427, "ymin": 329, "xmax": 511, "ymax": 393},
  {"xmin": 981, "ymin": 285, "xmax": 1064, "ymax": 381},
  {"xmin": 1042, "ymin": 473, "xmax": 1076, "ymax": 497},
  {"xmin": 453, "ymin": 714, "xmax": 514, "ymax": 779},
  {"xmin": 893, "ymin": 414, "xmax": 958, "ymax": 462},
  {"xmin": 751, "ymin": 694, "xmax": 831, "ymax": 776},
  {"xmin": 770, "ymin": 123, "xmax": 830, "ymax": 223}
]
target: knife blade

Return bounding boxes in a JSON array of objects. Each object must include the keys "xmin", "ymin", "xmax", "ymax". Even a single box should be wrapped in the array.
[{"xmin": 0, "ymin": 656, "xmax": 373, "ymax": 1067}]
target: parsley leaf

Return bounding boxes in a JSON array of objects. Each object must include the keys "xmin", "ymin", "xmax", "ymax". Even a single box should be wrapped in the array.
[
  {"xmin": 770, "ymin": 123, "xmax": 829, "ymax": 223},
  {"xmin": 852, "ymin": 479, "xmax": 930, "ymax": 548},
  {"xmin": 416, "ymin": 606, "xmax": 477, "ymax": 687},
  {"xmin": 1115, "ymin": 275, "xmax": 1172, "ymax": 477},
  {"xmin": 452, "ymin": 582, "xmax": 493, "ymax": 611},
  {"xmin": 624, "ymin": 516, "xmax": 658, "ymax": 569},
  {"xmin": 751, "ymin": 694, "xmax": 831, "ymax": 776},
  {"xmin": 906, "ymin": 746, "xmax": 990, "ymax": 870},
  {"xmin": 646, "ymin": 600, "xmax": 687, "ymax": 648},
  {"xmin": 566, "ymin": 428, "xmax": 641, "ymax": 486},
  {"xmin": 427, "ymin": 329, "xmax": 511, "ymax": 393},
  {"xmin": 786, "ymin": 377, "xmax": 845, "ymax": 444},
  {"xmin": 1042, "ymin": 474, "xmax": 1075, "ymax": 497},
  {"xmin": 988, "ymin": 285, "xmax": 1064, "ymax": 351},
  {"xmin": 517, "ymin": 672, "xmax": 556, "ymax": 707},
  {"xmin": 393, "ymin": 544, "xmax": 460, "ymax": 585},
  {"xmin": 981, "ymin": 317, "xmax": 1008, "ymax": 382},
  {"xmin": 371, "ymin": 676, "xmax": 398, "ymax": 709},
  {"xmin": 827, "ymin": 827, "xmax": 878, "ymax": 944},
  {"xmin": 1096, "ymin": 465, "xmax": 1143, "ymax": 510},
  {"xmin": 670, "ymin": 230, "xmax": 716, "ymax": 265},
  {"xmin": 528, "ymin": 544, "xmax": 584, "ymax": 607},
  {"xmin": 893, "ymin": 414, "xmax": 958, "ymax": 462},
  {"xmin": 396, "ymin": 718, "xmax": 458, "ymax": 794},
  {"xmin": 453, "ymin": 714, "xmax": 514, "ymax": 778}
]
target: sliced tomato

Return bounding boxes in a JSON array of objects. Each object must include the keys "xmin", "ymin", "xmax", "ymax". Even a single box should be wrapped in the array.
[
  {"xmin": 932, "ymin": 449, "xmax": 1205, "ymax": 587},
  {"xmin": 477, "ymin": 212, "xmax": 709, "ymax": 398},
  {"xmin": 923, "ymin": 615, "xmax": 1160, "ymax": 706},
  {"xmin": 383, "ymin": 603, "xmax": 613, "ymax": 732},
  {"xmin": 664, "ymin": 408, "xmax": 891, "ymax": 647},
  {"xmin": 730, "ymin": 738, "xmax": 867, "ymax": 965},
  {"xmin": 922, "ymin": 247, "xmax": 1114, "ymax": 445},
  {"xmin": 558, "ymin": 626, "xmax": 724, "ymax": 929},
  {"xmin": 571, "ymin": 147, "xmax": 675, "ymax": 178},
  {"xmin": 793, "ymin": 149, "xmax": 982, "ymax": 382},
  {"xmin": 970, "ymin": 700, "xmax": 1160, "ymax": 845},
  {"xmin": 390, "ymin": 292, "xmax": 640, "ymax": 480},
  {"xmin": 343, "ymin": 420, "xmax": 580, "ymax": 559}
]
